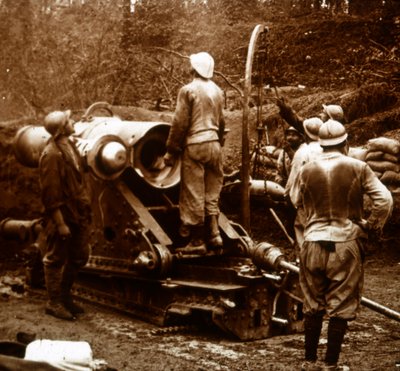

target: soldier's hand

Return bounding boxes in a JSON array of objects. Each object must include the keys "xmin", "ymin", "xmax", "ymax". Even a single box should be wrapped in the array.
[
  {"xmin": 163, "ymin": 152, "xmax": 175, "ymax": 167},
  {"xmin": 57, "ymin": 223, "xmax": 71, "ymax": 240},
  {"xmin": 276, "ymin": 96, "xmax": 286, "ymax": 109}
]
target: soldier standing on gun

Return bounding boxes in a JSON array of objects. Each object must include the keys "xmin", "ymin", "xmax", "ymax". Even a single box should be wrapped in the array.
[
  {"xmin": 40, "ymin": 110, "xmax": 92, "ymax": 320},
  {"xmin": 291, "ymin": 120, "xmax": 393, "ymax": 371},
  {"xmin": 163, "ymin": 52, "xmax": 226, "ymax": 254}
]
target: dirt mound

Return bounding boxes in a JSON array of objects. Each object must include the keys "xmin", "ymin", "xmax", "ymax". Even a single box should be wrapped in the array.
[{"xmin": 268, "ymin": 14, "xmax": 399, "ymax": 90}]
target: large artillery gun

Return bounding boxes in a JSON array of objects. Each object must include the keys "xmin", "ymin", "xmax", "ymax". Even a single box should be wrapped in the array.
[
  {"xmin": 2, "ymin": 102, "xmax": 304, "ymax": 340},
  {"xmin": 2, "ymin": 102, "xmax": 399, "ymax": 340},
  {"xmin": 3, "ymin": 20, "xmax": 399, "ymax": 341}
]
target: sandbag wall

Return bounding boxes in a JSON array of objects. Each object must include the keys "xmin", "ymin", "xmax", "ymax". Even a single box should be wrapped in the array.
[{"xmin": 365, "ymin": 137, "xmax": 400, "ymax": 189}]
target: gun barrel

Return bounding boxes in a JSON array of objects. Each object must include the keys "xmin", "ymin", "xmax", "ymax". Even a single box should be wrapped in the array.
[
  {"xmin": 13, "ymin": 114, "xmax": 181, "ymax": 189},
  {"xmin": 360, "ymin": 297, "xmax": 400, "ymax": 322},
  {"xmin": 0, "ymin": 218, "xmax": 43, "ymax": 242},
  {"xmin": 251, "ymin": 242, "xmax": 400, "ymax": 323}
]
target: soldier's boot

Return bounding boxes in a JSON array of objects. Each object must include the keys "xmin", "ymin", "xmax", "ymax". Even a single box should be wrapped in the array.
[
  {"xmin": 323, "ymin": 317, "xmax": 348, "ymax": 370},
  {"xmin": 44, "ymin": 266, "xmax": 75, "ymax": 321},
  {"xmin": 176, "ymin": 225, "xmax": 207, "ymax": 255},
  {"xmin": 207, "ymin": 215, "xmax": 223, "ymax": 248},
  {"xmin": 303, "ymin": 313, "xmax": 324, "ymax": 368},
  {"xmin": 61, "ymin": 265, "xmax": 85, "ymax": 315}
]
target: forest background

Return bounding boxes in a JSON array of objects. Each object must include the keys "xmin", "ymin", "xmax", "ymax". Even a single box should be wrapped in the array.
[{"xmin": 1, "ymin": 0, "xmax": 399, "ymax": 122}]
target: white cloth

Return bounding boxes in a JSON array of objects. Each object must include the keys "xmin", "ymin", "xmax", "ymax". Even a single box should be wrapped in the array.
[{"xmin": 25, "ymin": 340, "xmax": 107, "ymax": 371}]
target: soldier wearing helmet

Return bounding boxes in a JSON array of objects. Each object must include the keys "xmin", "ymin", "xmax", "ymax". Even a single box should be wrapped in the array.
[
  {"xmin": 275, "ymin": 97, "xmax": 345, "ymax": 244},
  {"xmin": 275, "ymin": 126, "xmax": 304, "ymax": 186},
  {"xmin": 291, "ymin": 120, "xmax": 392, "ymax": 371},
  {"xmin": 39, "ymin": 110, "xmax": 92, "ymax": 320},
  {"xmin": 276, "ymin": 96, "xmax": 345, "ymax": 135},
  {"xmin": 321, "ymin": 104, "xmax": 344, "ymax": 122},
  {"xmin": 163, "ymin": 52, "xmax": 225, "ymax": 254},
  {"xmin": 284, "ymin": 117, "xmax": 324, "ymax": 246}
]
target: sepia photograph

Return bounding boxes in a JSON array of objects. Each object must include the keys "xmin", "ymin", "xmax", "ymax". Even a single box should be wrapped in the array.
[{"xmin": 0, "ymin": 0, "xmax": 399, "ymax": 370}]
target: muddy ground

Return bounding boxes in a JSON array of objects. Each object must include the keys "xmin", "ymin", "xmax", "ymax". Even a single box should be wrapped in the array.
[{"xmin": 0, "ymin": 248, "xmax": 399, "ymax": 371}]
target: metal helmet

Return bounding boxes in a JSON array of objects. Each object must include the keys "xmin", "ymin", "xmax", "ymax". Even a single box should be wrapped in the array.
[
  {"xmin": 322, "ymin": 104, "xmax": 344, "ymax": 121},
  {"xmin": 318, "ymin": 119, "xmax": 348, "ymax": 146},
  {"xmin": 189, "ymin": 52, "xmax": 214, "ymax": 79},
  {"xmin": 285, "ymin": 126, "xmax": 301, "ymax": 135},
  {"xmin": 303, "ymin": 117, "xmax": 323, "ymax": 141},
  {"xmin": 44, "ymin": 110, "xmax": 71, "ymax": 136}
]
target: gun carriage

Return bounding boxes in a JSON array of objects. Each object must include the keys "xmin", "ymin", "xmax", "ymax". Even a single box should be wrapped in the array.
[{"xmin": 0, "ymin": 102, "xmax": 302, "ymax": 340}]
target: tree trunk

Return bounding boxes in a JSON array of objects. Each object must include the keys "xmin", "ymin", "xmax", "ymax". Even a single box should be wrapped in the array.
[{"xmin": 348, "ymin": 0, "xmax": 382, "ymax": 16}]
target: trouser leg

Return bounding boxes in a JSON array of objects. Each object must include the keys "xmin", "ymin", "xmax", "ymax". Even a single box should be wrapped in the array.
[
  {"xmin": 324, "ymin": 317, "xmax": 348, "ymax": 366},
  {"xmin": 180, "ymin": 147, "xmax": 205, "ymax": 226},
  {"xmin": 206, "ymin": 214, "xmax": 222, "ymax": 247}
]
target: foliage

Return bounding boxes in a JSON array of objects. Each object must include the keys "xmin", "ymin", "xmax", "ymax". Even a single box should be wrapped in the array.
[{"xmin": 0, "ymin": 0, "xmax": 398, "ymax": 119}]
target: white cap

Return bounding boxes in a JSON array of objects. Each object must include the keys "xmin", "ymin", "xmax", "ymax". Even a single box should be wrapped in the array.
[
  {"xmin": 322, "ymin": 104, "xmax": 344, "ymax": 121},
  {"xmin": 190, "ymin": 52, "xmax": 214, "ymax": 79},
  {"xmin": 318, "ymin": 119, "xmax": 348, "ymax": 146},
  {"xmin": 303, "ymin": 117, "xmax": 323, "ymax": 141}
]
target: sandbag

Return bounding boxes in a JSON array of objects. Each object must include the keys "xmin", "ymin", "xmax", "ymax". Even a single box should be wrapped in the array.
[
  {"xmin": 252, "ymin": 153, "xmax": 277, "ymax": 168},
  {"xmin": 380, "ymin": 170, "xmax": 400, "ymax": 186},
  {"xmin": 348, "ymin": 146, "xmax": 368, "ymax": 161},
  {"xmin": 249, "ymin": 179, "xmax": 285, "ymax": 201},
  {"xmin": 261, "ymin": 145, "xmax": 279, "ymax": 158},
  {"xmin": 273, "ymin": 147, "xmax": 283, "ymax": 159},
  {"xmin": 367, "ymin": 160, "xmax": 400, "ymax": 173},
  {"xmin": 367, "ymin": 137, "xmax": 400, "ymax": 155},
  {"xmin": 382, "ymin": 152, "xmax": 399, "ymax": 163},
  {"xmin": 365, "ymin": 150, "xmax": 384, "ymax": 161}
]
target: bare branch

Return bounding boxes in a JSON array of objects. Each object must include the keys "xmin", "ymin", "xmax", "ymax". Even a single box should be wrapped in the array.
[
  {"xmin": 150, "ymin": 47, "xmax": 243, "ymax": 97},
  {"xmin": 149, "ymin": 56, "xmax": 185, "ymax": 86},
  {"xmin": 149, "ymin": 47, "xmax": 190, "ymax": 60},
  {"xmin": 368, "ymin": 38, "xmax": 391, "ymax": 54},
  {"xmin": 213, "ymin": 71, "xmax": 243, "ymax": 98}
]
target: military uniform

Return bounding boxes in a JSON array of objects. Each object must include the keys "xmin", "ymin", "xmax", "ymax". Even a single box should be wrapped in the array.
[
  {"xmin": 40, "ymin": 136, "xmax": 91, "ymax": 318},
  {"xmin": 292, "ymin": 121, "xmax": 392, "ymax": 369},
  {"xmin": 166, "ymin": 77, "xmax": 225, "ymax": 247}
]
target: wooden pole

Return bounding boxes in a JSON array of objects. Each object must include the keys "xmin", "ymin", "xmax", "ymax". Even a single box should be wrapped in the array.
[{"xmin": 241, "ymin": 24, "xmax": 268, "ymax": 232}]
